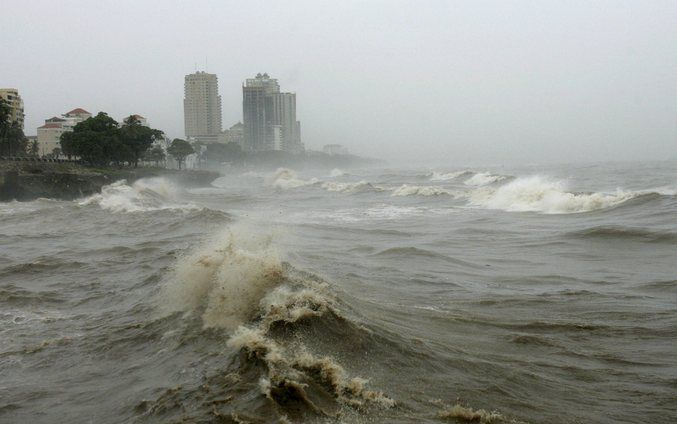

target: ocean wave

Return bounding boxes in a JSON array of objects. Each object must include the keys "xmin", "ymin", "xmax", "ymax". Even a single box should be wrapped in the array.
[
  {"xmin": 78, "ymin": 178, "xmax": 199, "ymax": 213},
  {"xmin": 329, "ymin": 168, "xmax": 346, "ymax": 177},
  {"xmin": 438, "ymin": 403, "xmax": 521, "ymax": 423},
  {"xmin": 185, "ymin": 187, "xmax": 229, "ymax": 195},
  {"xmin": 567, "ymin": 226, "xmax": 677, "ymax": 243},
  {"xmin": 469, "ymin": 176, "xmax": 649, "ymax": 214},
  {"xmin": 266, "ymin": 168, "xmax": 318, "ymax": 190},
  {"xmin": 321, "ymin": 180, "xmax": 385, "ymax": 193},
  {"xmin": 392, "ymin": 184, "xmax": 453, "ymax": 197},
  {"xmin": 150, "ymin": 225, "xmax": 394, "ymax": 420},
  {"xmin": 429, "ymin": 170, "xmax": 470, "ymax": 181},
  {"xmin": 464, "ymin": 172, "xmax": 507, "ymax": 186}
]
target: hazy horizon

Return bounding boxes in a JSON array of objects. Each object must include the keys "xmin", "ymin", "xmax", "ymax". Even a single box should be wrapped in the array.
[{"xmin": 2, "ymin": 0, "xmax": 676, "ymax": 165}]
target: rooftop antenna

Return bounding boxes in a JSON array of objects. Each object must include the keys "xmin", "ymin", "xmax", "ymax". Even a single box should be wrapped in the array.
[{"xmin": 205, "ymin": 57, "xmax": 208, "ymax": 72}]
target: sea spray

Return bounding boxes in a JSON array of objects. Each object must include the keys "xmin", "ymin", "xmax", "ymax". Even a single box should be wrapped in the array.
[
  {"xmin": 469, "ymin": 175, "xmax": 644, "ymax": 214},
  {"xmin": 464, "ymin": 172, "xmax": 507, "ymax": 186},
  {"xmin": 429, "ymin": 170, "xmax": 470, "ymax": 181},
  {"xmin": 155, "ymin": 223, "xmax": 394, "ymax": 419},
  {"xmin": 158, "ymin": 224, "xmax": 285, "ymax": 329},
  {"xmin": 321, "ymin": 180, "xmax": 385, "ymax": 193},
  {"xmin": 266, "ymin": 168, "xmax": 318, "ymax": 190},
  {"xmin": 329, "ymin": 168, "xmax": 346, "ymax": 177},
  {"xmin": 392, "ymin": 184, "xmax": 453, "ymax": 197},
  {"xmin": 78, "ymin": 178, "xmax": 198, "ymax": 213},
  {"xmin": 438, "ymin": 404, "xmax": 518, "ymax": 423}
]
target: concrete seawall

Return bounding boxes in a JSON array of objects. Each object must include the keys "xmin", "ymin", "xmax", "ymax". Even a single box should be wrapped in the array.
[{"xmin": 0, "ymin": 162, "xmax": 219, "ymax": 202}]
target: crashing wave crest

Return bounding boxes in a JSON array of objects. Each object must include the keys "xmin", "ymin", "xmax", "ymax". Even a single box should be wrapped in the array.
[
  {"xmin": 154, "ymin": 225, "xmax": 394, "ymax": 420},
  {"xmin": 267, "ymin": 168, "xmax": 318, "ymax": 190},
  {"xmin": 322, "ymin": 181, "xmax": 385, "ymax": 194},
  {"xmin": 329, "ymin": 168, "xmax": 346, "ymax": 177},
  {"xmin": 392, "ymin": 184, "xmax": 453, "ymax": 197},
  {"xmin": 469, "ymin": 176, "xmax": 647, "ymax": 214},
  {"xmin": 429, "ymin": 170, "xmax": 469, "ymax": 181},
  {"xmin": 78, "ymin": 178, "xmax": 198, "ymax": 213},
  {"xmin": 464, "ymin": 172, "xmax": 507, "ymax": 186}
]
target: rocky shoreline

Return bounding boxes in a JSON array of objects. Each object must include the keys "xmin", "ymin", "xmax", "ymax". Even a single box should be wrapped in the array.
[{"xmin": 0, "ymin": 162, "xmax": 220, "ymax": 201}]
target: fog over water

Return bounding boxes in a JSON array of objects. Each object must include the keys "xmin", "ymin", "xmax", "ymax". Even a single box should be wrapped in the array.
[
  {"xmin": 2, "ymin": 1, "xmax": 677, "ymax": 164},
  {"xmin": 2, "ymin": 3, "xmax": 677, "ymax": 424}
]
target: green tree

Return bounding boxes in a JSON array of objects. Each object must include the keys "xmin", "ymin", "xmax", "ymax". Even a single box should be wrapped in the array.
[
  {"xmin": 119, "ymin": 115, "xmax": 164, "ymax": 167},
  {"xmin": 0, "ymin": 99, "xmax": 28, "ymax": 156},
  {"xmin": 204, "ymin": 142, "xmax": 244, "ymax": 164},
  {"xmin": 28, "ymin": 139, "xmax": 39, "ymax": 157},
  {"xmin": 143, "ymin": 145, "xmax": 166, "ymax": 167},
  {"xmin": 60, "ymin": 112, "xmax": 122, "ymax": 166},
  {"xmin": 167, "ymin": 138, "xmax": 194, "ymax": 170}
]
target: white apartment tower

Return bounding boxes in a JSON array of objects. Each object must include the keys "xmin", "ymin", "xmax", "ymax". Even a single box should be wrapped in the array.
[{"xmin": 183, "ymin": 71, "xmax": 222, "ymax": 144}]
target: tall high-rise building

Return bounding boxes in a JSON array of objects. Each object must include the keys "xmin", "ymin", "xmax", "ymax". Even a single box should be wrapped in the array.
[
  {"xmin": 0, "ymin": 88, "xmax": 25, "ymax": 130},
  {"xmin": 242, "ymin": 73, "xmax": 278, "ymax": 151},
  {"xmin": 271, "ymin": 92, "xmax": 302, "ymax": 153},
  {"xmin": 242, "ymin": 73, "xmax": 303, "ymax": 152},
  {"xmin": 184, "ymin": 71, "xmax": 222, "ymax": 144}
]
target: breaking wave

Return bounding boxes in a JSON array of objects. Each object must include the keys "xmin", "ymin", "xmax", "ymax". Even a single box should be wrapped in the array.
[
  {"xmin": 392, "ymin": 184, "xmax": 453, "ymax": 197},
  {"xmin": 438, "ymin": 403, "xmax": 522, "ymax": 423},
  {"xmin": 329, "ymin": 168, "xmax": 346, "ymax": 177},
  {"xmin": 266, "ymin": 168, "xmax": 318, "ymax": 190},
  {"xmin": 469, "ymin": 176, "xmax": 651, "ymax": 214},
  {"xmin": 429, "ymin": 170, "xmax": 469, "ymax": 181},
  {"xmin": 464, "ymin": 172, "xmax": 507, "ymax": 186},
  {"xmin": 150, "ymin": 225, "xmax": 394, "ymax": 421},
  {"xmin": 321, "ymin": 180, "xmax": 385, "ymax": 193},
  {"xmin": 77, "ymin": 178, "xmax": 198, "ymax": 213}
]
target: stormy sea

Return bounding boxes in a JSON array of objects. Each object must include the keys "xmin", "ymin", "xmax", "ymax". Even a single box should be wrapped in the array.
[{"xmin": 1, "ymin": 160, "xmax": 675, "ymax": 424}]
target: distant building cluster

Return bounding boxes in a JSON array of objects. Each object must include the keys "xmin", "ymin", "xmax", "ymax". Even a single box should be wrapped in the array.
[
  {"xmin": 183, "ymin": 71, "xmax": 303, "ymax": 153},
  {"xmin": 5, "ymin": 70, "xmax": 312, "ymax": 159},
  {"xmin": 323, "ymin": 144, "xmax": 349, "ymax": 155},
  {"xmin": 0, "ymin": 88, "xmax": 25, "ymax": 129},
  {"xmin": 34, "ymin": 109, "xmax": 147, "ymax": 157}
]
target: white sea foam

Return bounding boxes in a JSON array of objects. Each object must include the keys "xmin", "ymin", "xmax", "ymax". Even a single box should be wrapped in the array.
[
  {"xmin": 159, "ymin": 223, "xmax": 394, "ymax": 410},
  {"xmin": 321, "ymin": 180, "xmax": 384, "ymax": 193},
  {"xmin": 78, "ymin": 178, "xmax": 198, "ymax": 213},
  {"xmin": 469, "ymin": 176, "xmax": 642, "ymax": 214},
  {"xmin": 464, "ymin": 172, "xmax": 506, "ymax": 186},
  {"xmin": 267, "ymin": 168, "xmax": 318, "ymax": 190},
  {"xmin": 159, "ymin": 224, "xmax": 285, "ymax": 329},
  {"xmin": 429, "ymin": 170, "xmax": 467, "ymax": 182},
  {"xmin": 306, "ymin": 204, "xmax": 456, "ymax": 223},
  {"xmin": 392, "ymin": 184, "xmax": 452, "ymax": 197},
  {"xmin": 329, "ymin": 168, "xmax": 346, "ymax": 177},
  {"xmin": 186, "ymin": 187, "xmax": 228, "ymax": 195}
]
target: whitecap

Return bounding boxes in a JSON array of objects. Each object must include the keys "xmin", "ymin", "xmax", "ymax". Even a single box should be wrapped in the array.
[
  {"xmin": 463, "ymin": 172, "xmax": 506, "ymax": 186},
  {"xmin": 392, "ymin": 184, "xmax": 452, "ymax": 197},
  {"xmin": 469, "ymin": 176, "xmax": 644, "ymax": 214}
]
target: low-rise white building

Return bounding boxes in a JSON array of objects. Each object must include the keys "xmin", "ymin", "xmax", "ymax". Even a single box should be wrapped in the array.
[
  {"xmin": 218, "ymin": 122, "xmax": 244, "ymax": 146},
  {"xmin": 37, "ymin": 108, "xmax": 92, "ymax": 156}
]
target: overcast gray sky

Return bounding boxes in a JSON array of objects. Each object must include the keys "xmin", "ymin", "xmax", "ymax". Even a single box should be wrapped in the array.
[{"xmin": 2, "ymin": 0, "xmax": 676, "ymax": 165}]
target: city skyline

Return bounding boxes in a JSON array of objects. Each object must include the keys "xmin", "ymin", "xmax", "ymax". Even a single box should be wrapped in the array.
[{"xmin": 3, "ymin": 1, "xmax": 676, "ymax": 165}]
